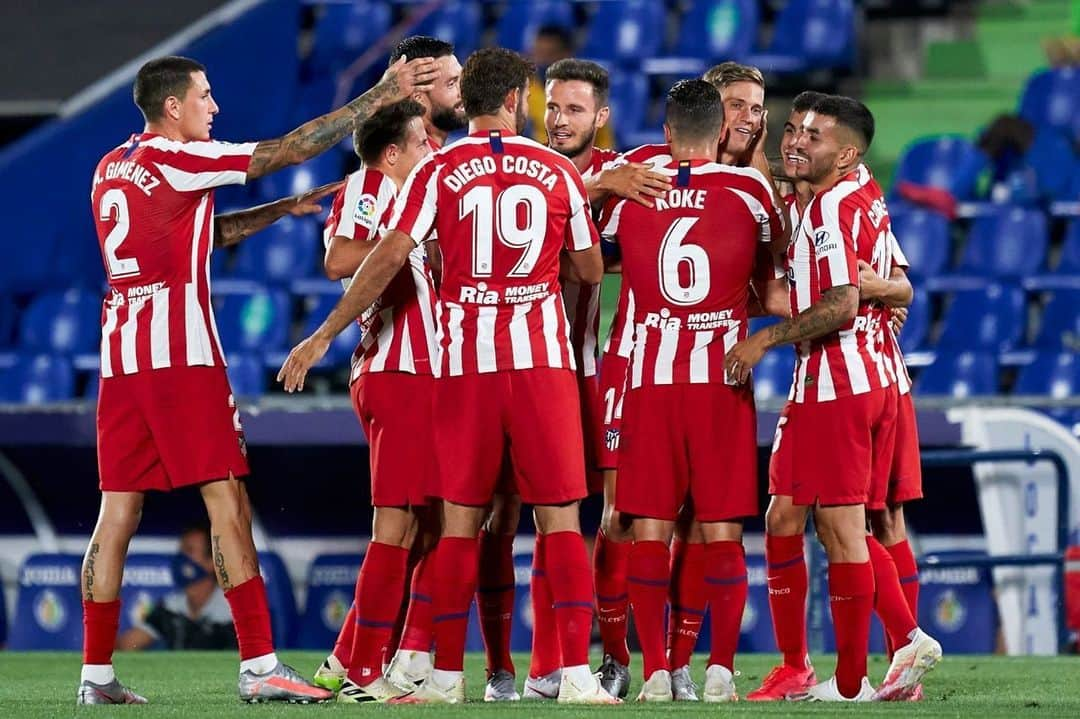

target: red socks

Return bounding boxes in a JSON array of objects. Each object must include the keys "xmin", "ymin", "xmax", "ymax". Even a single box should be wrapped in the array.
[
  {"xmin": 82, "ymin": 599, "xmax": 121, "ymax": 665},
  {"xmin": 333, "ymin": 604, "xmax": 357, "ymax": 665},
  {"xmin": 886, "ymin": 539, "xmax": 920, "ymax": 621},
  {"xmin": 628, "ymin": 540, "xmax": 671, "ymax": 678},
  {"xmin": 225, "ymin": 575, "xmax": 275, "ymax": 660},
  {"xmin": 593, "ymin": 529, "xmax": 631, "ymax": 666},
  {"xmin": 543, "ymin": 531, "xmax": 594, "ymax": 668},
  {"xmin": 704, "ymin": 542, "xmax": 747, "ymax": 672},
  {"xmin": 477, "ymin": 530, "xmax": 516, "ymax": 676},
  {"xmin": 431, "ymin": 537, "xmax": 479, "ymax": 671},
  {"xmin": 828, "ymin": 562, "xmax": 875, "ymax": 699},
  {"xmin": 667, "ymin": 539, "xmax": 706, "ymax": 669},
  {"xmin": 764, "ymin": 533, "xmax": 808, "ymax": 668},
  {"xmin": 346, "ymin": 542, "xmax": 409, "ymax": 686},
  {"xmin": 529, "ymin": 533, "xmax": 561, "ymax": 678},
  {"xmin": 398, "ymin": 552, "xmax": 436, "ymax": 652},
  {"xmin": 867, "ymin": 536, "xmax": 917, "ymax": 650}
]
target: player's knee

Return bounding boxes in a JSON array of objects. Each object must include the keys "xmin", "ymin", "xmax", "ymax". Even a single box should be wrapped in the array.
[
  {"xmin": 601, "ymin": 506, "xmax": 631, "ymax": 542},
  {"xmin": 764, "ymin": 502, "xmax": 802, "ymax": 536},
  {"xmin": 870, "ymin": 507, "xmax": 905, "ymax": 546}
]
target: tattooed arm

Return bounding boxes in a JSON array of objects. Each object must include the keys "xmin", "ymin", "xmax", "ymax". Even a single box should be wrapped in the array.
[
  {"xmin": 214, "ymin": 181, "xmax": 341, "ymax": 248},
  {"xmin": 245, "ymin": 57, "xmax": 438, "ymax": 180},
  {"xmin": 724, "ymin": 284, "xmax": 858, "ymax": 383}
]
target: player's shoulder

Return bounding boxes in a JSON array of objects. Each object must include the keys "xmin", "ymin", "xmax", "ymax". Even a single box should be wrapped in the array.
[
  {"xmin": 696, "ymin": 162, "xmax": 773, "ymax": 195},
  {"xmin": 594, "ymin": 146, "xmax": 621, "ymax": 165},
  {"xmin": 136, "ymin": 134, "xmax": 255, "ymax": 159},
  {"xmin": 619, "ymin": 143, "xmax": 672, "ymax": 164}
]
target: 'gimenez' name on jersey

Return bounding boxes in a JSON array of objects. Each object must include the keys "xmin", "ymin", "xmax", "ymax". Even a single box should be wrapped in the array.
[
  {"xmin": 388, "ymin": 130, "xmax": 599, "ymax": 377},
  {"xmin": 603, "ymin": 158, "xmax": 782, "ymax": 389}
]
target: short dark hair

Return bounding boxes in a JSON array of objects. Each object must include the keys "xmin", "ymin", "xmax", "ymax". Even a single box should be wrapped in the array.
[
  {"xmin": 535, "ymin": 24, "xmax": 574, "ymax": 52},
  {"xmin": 354, "ymin": 99, "xmax": 426, "ymax": 165},
  {"xmin": 133, "ymin": 56, "xmax": 206, "ymax": 122},
  {"xmin": 665, "ymin": 79, "xmax": 724, "ymax": 141},
  {"xmin": 791, "ymin": 90, "xmax": 827, "ymax": 114},
  {"xmin": 544, "ymin": 58, "xmax": 609, "ymax": 106},
  {"xmin": 389, "ymin": 35, "xmax": 454, "ymax": 66},
  {"xmin": 460, "ymin": 48, "xmax": 535, "ymax": 118},
  {"xmin": 810, "ymin": 95, "xmax": 875, "ymax": 152}
]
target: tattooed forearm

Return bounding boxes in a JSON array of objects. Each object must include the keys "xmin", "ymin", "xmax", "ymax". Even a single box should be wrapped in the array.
[
  {"xmin": 765, "ymin": 285, "xmax": 859, "ymax": 348},
  {"xmin": 214, "ymin": 201, "xmax": 289, "ymax": 248},
  {"xmin": 212, "ymin": 534, "xmax": 232, "ymax": 590},
  {"xmin": 83, "ymin": 542, "xmax": 99, "ymax": 601}
]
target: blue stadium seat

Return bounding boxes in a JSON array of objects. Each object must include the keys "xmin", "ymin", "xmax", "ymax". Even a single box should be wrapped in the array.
[
  {"xmin": 1022, "ymin": 129, "xmax": 1077, "ymax": 202},
  {"xmin": 747, "ymin": 0, "xmax": 855, "ymax": 73},
  {"xmin": 19, "ymin": 288, "xmax": 102, "ymax": 355},
  {"xmin": 936, "ymin": 284, "xmax": 1026, "ymax": 352},
  {"xmin": 1033, "ymin": 289, "xmax": 1080, "ymax": 349},
  {"xmin": 1019, "ymin": 67, "xmax": 1080, "ymax": 135},
  {"xmin": 1054, "ymin": 220, "xmax": 1080, "ymax": 274},
  {"xmin": 890, "ymin": 208, "xmax": 950, "ymax": 278},
  {"xmin": 672, "ymin": 0, "xmax": 759, "ymax": 62},
  {"xmin": 916, "ymin": 351, "xmax": 998, "ymax": 397},
  {"xmin": 411, "ymin": 1, "xmax": 484, "ymax": 59},
  {"xmin": 582, "ymin": 0, "xmax": 666, "ymax": 64},
  {"xmin": 232, "ymin": 216, "xmax": 321, "ymax": 284},
  {"xmin": 259, "ymin": 551, "xmax": 299, "ymax": 648},
  {"xmin": 607, "ymin": 71, "xmax": 650, "ymax": 142},
  {"xmin": 118, "ymin": 554, "xmax": 178, "ymax": 641},
  {"xmin": 495, "ymin": 1, "xmax": 574, "ymax": 52},
  {"xmin": 752, "ymin": 349, "xmax": 794, "ymax": 403},
  {"xmin": 1014, "ymin": 352, "xmax": 1078, "ymax": 399},
  {"xmin": 958, "ymin": 207, "xmax": 1048, "ymax": 278},
  {"xmin": 225, "ymin": 352, "xmax": 267, "ymax": 398},
  {"xmin": 255, "ymin": 152, "xmax": 343, "ymax": 203},
  {"xmin": 298, "ymin": 293, "xmax": 363, "ymax": 365},
  {"xmin": 892, "ymin": 135, "xmax": 988, "ymax": 202},
  {"xmin": 0, "ymin": 354, "xmax": 75, "ymax": 404},
  {"xmin": 297, "ymin": 553, "xmax": 363, "ymax": 649},
  {"xmin": 307, "ymin": 1, "xmax": 392, "ymax": 74},
  {"xmin": 8, "ymin": 553, "xmax": 84, "ymax": 650},
  {"xmin": 898, "ymin": 287, "xmax": 931, "ymax": 353},
  {"xmin": 213, "ymin": 283, "xmax": 291, "ymax": 353}
]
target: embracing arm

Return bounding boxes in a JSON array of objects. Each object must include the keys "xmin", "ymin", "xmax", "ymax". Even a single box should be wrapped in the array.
[
  {"xmin": 214, "ymin": 181, "xmax": 341, "ymax": 248},
  {"xmin": 858, "ymin": 262, "xmax": 913, "ymax": 308}
]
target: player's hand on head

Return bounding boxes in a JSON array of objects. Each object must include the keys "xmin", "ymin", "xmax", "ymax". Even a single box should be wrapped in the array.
[
  {"xmin": 890, "ymin": 306, "xmax": 908, "ymax": 334},
  {"xmin": 276, "ymin": 334, "xmax": 332, "ymax": 393},
  {"xmin": 287, "ymin": 180, "xmax": 344, "ymax": 217},
  {"xmin": 381, "ymin": 56, "xmax": 439, "ymax": 100},
  {"xmin": 748, "ymin": 109, "xmax": 768, "ymax": 160}
]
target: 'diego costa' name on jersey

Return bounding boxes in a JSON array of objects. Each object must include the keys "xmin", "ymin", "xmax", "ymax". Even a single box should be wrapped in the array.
[{"xmin": 442, "ymin": 155, "xmax": 561, "ymax": 193}]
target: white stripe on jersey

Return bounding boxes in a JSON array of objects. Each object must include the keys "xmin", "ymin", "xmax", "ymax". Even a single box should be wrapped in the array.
[
  {"xmin": 540, "ymin": 294, "xmax": 564, "ymax": 369},
  {"xmin": 476, "ymin": 305, "xmax": 498, "ymax": 373},
  {"xmin": 184, "ymin": 195, "xmax": 214, "ymax": 367},
  {"xmin": 155, "ymin": 163, "xmax": 249, "ymax": 193},
  {"xmin": 612, "ymin": 289, "xmax": 636, "ymax": 358},
  {"xmin": 398, "ymin": 320, "xmax": 415, "ymax": 373},
  {"xmin": 817, "ymin": 180, "xmax": 859, "ymax": 288},
  {"xmin": 792, "ymin": 347, "xmax": 807, "ymax": 402},
  {"xmin": 120, "ymin": 299, "xmax": 141, "ymax": 374},
  {"xmin": 446, "ymin": 304, "xmax": 465, "ymax": 376},
  {"xmin": 816, "ymin": 350, "xmax": 836, "ymax": 401},
  {"xmin": 851, "ymin": 209, "xmax": 863, "ymax": 253},
  {"xmin": 139, "ymin": 136, "xmax": 258, "ymax": 159},
  {"xmin": 689, "ymin": 330, "xmax": 712, "ymax": 383},
  {"xmin": 150, "ymin": 288, "xmax": 171, "ymax": 369},
  {"xmin": 509, "ymin": 303, "xmax": 534, "ymax": 369},
  {"xmin": 631, "ymin": 326, "xmax": 646, "ymax": 389},
  {"xmin": 653, "ymin": 328, "xmax": 678, "ymax": 385},
  {"xmin": 369, "ymin": 308, "xmax": 393, "ymax": 372},
  {"xmin": 838, "ymin": 328, "xmax": 871, "ymax": 394},
  {"xmin": 562, "ymin": 167, "xmax": 595, "ymax": 251},
  {"xmin": 100, "ymin": 304, "xmax": 119, "ymax": 378},
  {"xmin": 725, "ymin": 187, "xmax": 773, "ymax": 244}
]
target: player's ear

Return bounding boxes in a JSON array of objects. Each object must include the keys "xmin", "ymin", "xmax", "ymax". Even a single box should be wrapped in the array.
[
  {"xmin": 385, "ymin": 143, "xmax": 399, "ymax": 167},
  {"xmin": 595, "ymin": 105, "xmax": 610, "ymax": 129},
  {"xmin": 663, "ymin": 123, "xmax": 672, "ymax": 144},
  {"xmin": 504, "ymin": 87, "xmax": 520, "ymax": 116},
  {"xmin": 164, "ymin": 95, "xmax": 182, "ymax": 121}
]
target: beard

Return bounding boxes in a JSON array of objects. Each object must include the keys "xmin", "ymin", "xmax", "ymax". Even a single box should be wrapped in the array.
[
  {"xmin": 430, "ymin": 105, "xmax": 467, "ymax": 133},
  {"xmin": 551, "ymin": 128, "xmax": 596, "ymax": 160},
  {"xmin": 514, "ymin": 103, "xmax": 529, "ymax": 135}
]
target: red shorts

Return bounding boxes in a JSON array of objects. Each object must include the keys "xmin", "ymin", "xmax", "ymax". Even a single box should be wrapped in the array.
[
  {"xmin": 786, "ymin": 387, "xmax": 898, "ymax": 507},
  {"xmin": 351, "ymin": 371, "xmax": 435, "ymax": 507},
  {"xmin": 768, "ymin": 401, "xmax": 796, "ymax": 497},
  {"xmin": 887, "ymin": 391, "xmax": 923, "ymax": 506},
  {"xmin": 596, "ymin": 352, "xmax": 630, "ymax": 470},
  {"xmin": 616, "ymin": 383, "xmax": 758, "ymax": 522},
  {"xmin": 432, "ymin": 368, "xmax": 587, "ymax": 506},
  {"xmin": 578, "ymin": 373, "xmax": 604, "ymax": 494},
  {"xmin": 97, "ymin": 365, "xmax": 249, "ymax": 492}
]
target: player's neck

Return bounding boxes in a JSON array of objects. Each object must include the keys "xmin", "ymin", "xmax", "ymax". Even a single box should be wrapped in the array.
[
  {"xmin": 143, "ymin": 121, "xmax": 188, "ymax": 142},
  {"xmin": 794, "ymin": 181, "xmax": 813, "ymax": 213},
  {"xmin": 376, "ymin": 161, "xmax": 407, "ymax": 191},
  {"xmin": 469, "ymin": 114, "xmax": 516, "ymax": 135},
  {"xmin": 424, "ymin": 121, "xmax": 447, "ymax": 149},
  {"xmin": 568, "ymin": 145, "xmax": 594, "ymax": 174},
  {"xmin": 671, "ymin": 140, "xmax": 716, "ymax": 163}
]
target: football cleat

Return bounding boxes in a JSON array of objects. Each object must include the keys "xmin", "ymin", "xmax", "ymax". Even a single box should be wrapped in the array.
[
  {"xmin": 904, "ymin": 684, "xmax": 925, "ymax": 701},
  {"xmin": 794, "ymin": 676, "xmax": 875, "ymax": 702},
  {"xmin": 336, "ymin": 677, "xmax": 404, "ymax": 703},
  {"xmin": 389, "ymin": 673, "xmax": 465, "ymax": 704},
  {"xmin": 671, "ymin": 665, "xmax": 699, "ymax": 701},
  {"xmin": 558, "ymin": 671, "xmax": 621, "ymax": 704},
  {"xmin": 238, "ymin": 661, "xmax": 333, "ymax": 704},
  {"xmin": 703, "ymin": 665, "xmax": 738, "ymax": 702},
  {"xmin": 385, "ymin": 649, "xmax": 432, "ymax": 693},
  {"xmin": 636, "ymin": 669, "xmax": 672, "ymax": 702},
  {"xmin": 312, "ymin": 655, "xmax": 346, "ymax": 694},
  {"xmin": 77, "ymin": 678, "xmax": 148, "ymax": 705},
  {"xmin": 523, "ymin": 669, "xmax": 561, "ymax": 700},
  {"xmin": 745, "ymin": 660, "xmax": 815, "ymax": 701},
  {"xmin": 484, "ymin": 669, "xmax": 521, "ymax": 701},
  {"xmin": 597, "ymin": 654, "xmax": 631, "ymax": 700},
  {"xmin": 873, "ymin": 628, "xmax": 942, "ymax": 701}
]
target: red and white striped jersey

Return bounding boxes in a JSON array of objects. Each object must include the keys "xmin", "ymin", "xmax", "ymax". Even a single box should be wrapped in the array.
[
  {"xmin": 388, "ymin": 130, "xmax": 599, "ymax": 377},
  {"xmin": 600, "ymin": 144, "xmax": 673, "ymax": 360},
  {"xmin": 324, "ymin": 166, "xmax": 438, "ymax": 379},
  {"xmin": 880, "ymin": 230, "xmax": 912, "ymax": 395},
  {"xmin": 787, "ymin": 164, "xmax": 895, "ymax": 403},
  {"xmin": 604, "ymin": 159, "xmax": 783, "ymax": 389},
  {"xmin": 91, "ymin": 133, "xmax": 256, "ymax": 378},
  {"xmin": 562, "ymin": 146, "xmax": 620, "ymax": 377}
]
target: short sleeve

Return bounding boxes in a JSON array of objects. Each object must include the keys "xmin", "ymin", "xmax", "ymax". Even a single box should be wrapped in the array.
[
  {"xmin": 145, "ymin": 138, "xmax": 257, "ymax": 192},
  {"xmin": 813, "ymin": 199, "xmax": 857, "ymax": 292},
  {"xmin": 889, "ymin": 228, "xmax": 910, "ymax": 269},
  {"xmin": 562, "ymin": 166, "xmax": 599, "ymax": 252}
]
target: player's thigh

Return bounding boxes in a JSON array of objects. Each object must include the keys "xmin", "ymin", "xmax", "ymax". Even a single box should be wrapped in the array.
[
  {"xmin": 354, "ymin": 372, "xmax": 436, "ymax": 508},
  {"xmin": 768, "ymin": 401, "xmax": 797, "ymax": 497},
  {"xmin": 505, "ymin": 368, "xmax": 587, "ymax": 506},
  {"xmin": 615, "ymin": 384, "xmax": 687, "ymax": 522},
  {"xmin": 888, "ymin": 391, "xmax": 924, "ymax": 505},
  {"xmin": 868, "ymin": 386, "xmax": 899, "ymax": 511},
  {"xmin": 687, "ymin": 384, "xmax": 758, "ymax": 523},
  {"xmin": 764, "ymin": 493, "xmax": 810, "ymax": 536},
  {"xmin": 432, "ymin": 373, "xmax": 505, "ymax": 507},
  {"xmin": 147, "ymin": 366, "xmax": 250, "ymax": 489},
  {"xmin": 96, "ymin": 373, "xmax": 169, "ymax": 492}
]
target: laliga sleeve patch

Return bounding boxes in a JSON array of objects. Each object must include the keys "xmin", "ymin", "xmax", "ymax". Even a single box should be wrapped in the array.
[{"xmin": 353, "ymin": 193, "xmax": 379, "ymax": 230}]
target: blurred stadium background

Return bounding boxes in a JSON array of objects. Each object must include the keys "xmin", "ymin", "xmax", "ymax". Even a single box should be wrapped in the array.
[{"xmin": 0, "ymin": 0, "xmax": 1077, "ymax": 667}]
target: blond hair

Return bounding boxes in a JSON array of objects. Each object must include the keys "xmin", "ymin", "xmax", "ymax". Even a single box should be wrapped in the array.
[{"xmin": 702, "ymin": 61, "xmax": 765, "ymax": 92}]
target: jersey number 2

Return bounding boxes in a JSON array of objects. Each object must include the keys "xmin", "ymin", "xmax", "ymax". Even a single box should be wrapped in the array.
[
  {"xmin": 99, "ymin": 188, "xmax": 141, "ymax": 279},
  {"xmin": 461, "ymin": 185, "xmax": 546, "ymax": 278}
]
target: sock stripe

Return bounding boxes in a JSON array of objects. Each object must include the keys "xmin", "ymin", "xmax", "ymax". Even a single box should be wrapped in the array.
[
  {"xmin": 628, "ymin": 576, "xmax": 669, "ymax": 587},
  {"xmin": 410, "ymin": 592, "xmax": 432, "ymax": 603},
  {"xmin": 433, "ymin": 611, "xmax": 470, "ymax": 623},
  {"xmin": 552, "ymin": 601, "xmax": 594, "ymax": 610},
  {"xmin": 767, "ymin": 555, "xmax": 804, "ymax": 571},
  {"xmin": 669, "ymin": 603, "xmax": 706, "ymax": 616},
  {"xmin": 898, "ymin": 574, "xmax": 919, "ymax": 584},
  {"xmin": 706, "ymin": 574, "xmax": 748, "ymax": 586},
  {"xmin": 531, "ymin": 569, "xmax": 546, "ymax": 577},
  {"xmin": 355, "ymin": 617, "xmax": 396, "ymax": 629},
  {"xmin": 596, "ymin": 592, "xmax": 628, "ymax": 602}
]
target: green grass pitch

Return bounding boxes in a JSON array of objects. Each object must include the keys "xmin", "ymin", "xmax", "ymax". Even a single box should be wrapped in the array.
[{"xmin": 1, "ymin": 651, "xmax": 1078, "ymax": 717}]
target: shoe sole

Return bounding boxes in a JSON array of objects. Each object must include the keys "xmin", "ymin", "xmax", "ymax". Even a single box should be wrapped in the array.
[{"xmin": 874, "ymin": 644, "xmax": 943, "ymax": 701}]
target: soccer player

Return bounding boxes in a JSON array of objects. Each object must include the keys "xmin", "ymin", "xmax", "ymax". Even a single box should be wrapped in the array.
[
  {"xmin": 387, "ymin": 36, "xmax": 467, "ymax": 152},
  {"xmin": 81, "ymin": 53, "xmax": 436, "ymax": 705},
  {"xmin": 725, "ymin": 95, "xmax": 940, "ymax": 702},
  {"xmin": 303, "ymin": 100, "xmax": 437, "ymax": 703},
  {"xmin": 278, "ymin": 47, "xmax": 617, "ymax": 705},
  {"xmin": 604, "ymin": 79, "xmax": 784, "ymax": 703}
]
